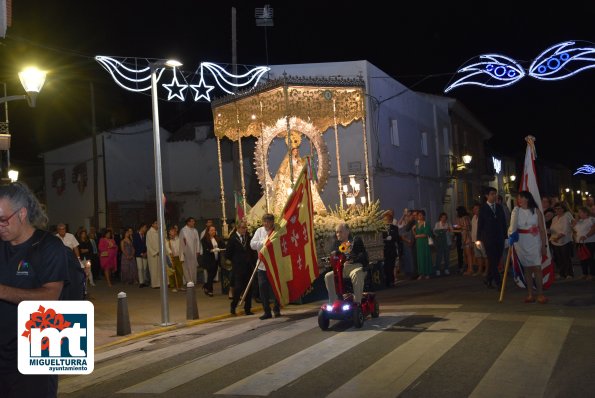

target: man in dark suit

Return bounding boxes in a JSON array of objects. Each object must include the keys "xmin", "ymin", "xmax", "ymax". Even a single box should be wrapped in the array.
[
  {"xmin": 477, "ymin": 187, "xmax": 508, "ymax": 288},
  {"xmin": 227, "ymin": 220, "xmax": 256, "ymax": 315}
]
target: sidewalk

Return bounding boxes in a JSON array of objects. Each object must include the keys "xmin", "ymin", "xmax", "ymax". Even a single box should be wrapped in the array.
[{"xmin": 86, "ymin": 279, "xmax": 283, "ymax": 349}]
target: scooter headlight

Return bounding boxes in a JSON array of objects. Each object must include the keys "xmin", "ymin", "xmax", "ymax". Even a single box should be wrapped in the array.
[
  {"xmin": 342, "ymin": 304, "xmax": 351, "ymax": 311},
  {"xmin": 325, "ymin": 304, "xmax": 333, "ymax": 312}
]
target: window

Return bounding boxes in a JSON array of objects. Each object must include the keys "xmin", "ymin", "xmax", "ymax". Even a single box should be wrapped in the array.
[
  {"xmin": 390, "ymin": 119, "xmax": 399, "ymax": 147},
  {"xmin": 421, "ymin": 132, "xmax": 428, "ymax": 156}
]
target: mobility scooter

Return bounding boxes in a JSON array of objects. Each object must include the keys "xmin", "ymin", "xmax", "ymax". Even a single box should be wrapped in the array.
[{"xmin": 317, "ymin": 249, "xmax": 379, "ymax": 330}]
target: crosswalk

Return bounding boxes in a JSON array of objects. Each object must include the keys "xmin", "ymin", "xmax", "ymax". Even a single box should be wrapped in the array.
[{"xmin": 59, "ymin": 308, "xmax": 581, "ymax": 397}]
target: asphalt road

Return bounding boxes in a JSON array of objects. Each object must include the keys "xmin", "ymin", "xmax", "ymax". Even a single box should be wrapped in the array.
[{"xmin": 59, "ymin": 270, "xmax": 595, "ymax": 398}]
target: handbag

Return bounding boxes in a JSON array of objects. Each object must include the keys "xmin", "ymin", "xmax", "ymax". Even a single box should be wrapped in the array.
[
  {"xmin": 428, "ymin": 237, "xmax": 434, "ymax": 246},
  {"xmin": 578, "ymin": 244, "xmax": 592, "ymax": 261}
]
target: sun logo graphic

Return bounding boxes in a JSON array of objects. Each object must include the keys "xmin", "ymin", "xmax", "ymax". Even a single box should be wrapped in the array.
[{"xmin": 18, "ymin": 301, "xmax": 94, "ymax": 374}]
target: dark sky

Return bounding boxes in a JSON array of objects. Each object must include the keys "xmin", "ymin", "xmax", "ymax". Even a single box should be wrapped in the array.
[{"xmin": 1, "ymin": 1, "xmax": 594, "ymax": 172}]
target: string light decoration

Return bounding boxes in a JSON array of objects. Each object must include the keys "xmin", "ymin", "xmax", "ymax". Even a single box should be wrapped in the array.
[
  {"xmin": 161, "ymin": 67, "xmax": 188, "ymax": 100},
  {"xmin": 445, "ymin": 40, "xmax": 595, "ymax": 92},
  {"xmin": 574, "ymin": 164, "xmax": 595, "ymax": 175},
  {"xmin": 94, "ymin": 56, "xmax": 270, "ymax": 102}
]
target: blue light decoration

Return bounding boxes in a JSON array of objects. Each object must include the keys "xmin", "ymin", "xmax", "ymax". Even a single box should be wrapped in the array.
[
  {"xmin": 574, "ymin": 164, "xmax": 595, "ymax": 175},
  {"xmin": 529, "ymin": 41, "xmax": 595, "ymax": 81},
  {"xmin": 444, "ymin": 54, "xmax": 525, "ymax": 93},
  {"xmin": 445, "ymin": 40, "xmax": 595, "ymax": 93},
  {"xmin": 94, "ymin": 56, "xmax": 271, "ymax": 102}
]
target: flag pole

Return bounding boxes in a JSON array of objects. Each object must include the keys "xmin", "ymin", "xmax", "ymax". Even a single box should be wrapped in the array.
[
  {"xmin": 498, "ymin": 246, "xmax": 512, "ymax": 303},
  {"xmin": 239, "ymin": 263, "xmax": 259, "ymax": 307}
]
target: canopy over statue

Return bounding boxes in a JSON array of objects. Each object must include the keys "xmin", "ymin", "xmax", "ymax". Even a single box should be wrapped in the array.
[{"xmin": 210, "ymin": 75, "xmax": 371, "ymax": 237}]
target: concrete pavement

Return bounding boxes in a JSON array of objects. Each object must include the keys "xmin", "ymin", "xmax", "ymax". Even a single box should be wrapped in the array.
[{"xmin": 86, "ymin": 279, "xmax": 274, "ymax": 349}]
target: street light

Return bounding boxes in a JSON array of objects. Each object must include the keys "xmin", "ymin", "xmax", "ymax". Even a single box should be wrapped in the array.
[
  {"xmin": 7, "ymin": 169, "xmax": 18, "ymax": 182},
  {"xmin": 0, "ymin": 66, "xmax": 46, "ymax": 107},
  {"xmin": 509, "ymin": 175, "xmax": 516, "ymax": 182},
  {"xmin": 150, "ymin": 59, "xmax": 181, "ymax": 326},
  {"xmin": 462, "ymin": 153, "xmax": 472, "ymax": 165},
  {"xmin": 0, "ymin": 67, "xmax": 46, "ymax": 178}
]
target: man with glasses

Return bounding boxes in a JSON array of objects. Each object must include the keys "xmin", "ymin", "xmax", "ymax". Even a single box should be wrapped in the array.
[{"xmin": 0, "ymin": 182, "xmax": 69, "ymax": 397}]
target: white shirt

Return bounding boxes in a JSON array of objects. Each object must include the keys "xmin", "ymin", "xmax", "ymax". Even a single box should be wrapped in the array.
[
  {"xmin": 250, "ymin": 226, "xmax": 270, "ymax": 271},
  {"xmin": 471, "ymin": 214, "xmax": 479, "ymax": 242},
  {"xmin": 211, "ymin": 237, "xmax": 219, "ymax": 260},
  {"xmin": 56, "ymin": 232, "xmax": 79, "ymax": 251},
  {"xmin": 166, "ymin": 236, "xmax": 181, "ymax": 257},
  {"xmin": 179, "ymin": 225, "xmax": 201, "ymax": 261},
  {"xmin": 550, "ymin": 212, "xmax": 573, "ymax": 246},
  {"xmin": 574, "ymin": 217, "xmax": 595, "ymax": 244}
]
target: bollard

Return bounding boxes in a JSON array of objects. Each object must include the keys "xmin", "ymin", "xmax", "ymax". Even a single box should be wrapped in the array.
[
  {"xmin": 186, "ymin": 282, "xmax": 199, "ymax": 320},
  {"xmin": 117, "ymin": 291, "xmax": 131, "ymax": 336}
]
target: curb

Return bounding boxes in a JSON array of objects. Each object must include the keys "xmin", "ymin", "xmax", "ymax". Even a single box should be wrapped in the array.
[{"xmin": 96, "ymin": 306, "xmax": 264, "ymax": 351}]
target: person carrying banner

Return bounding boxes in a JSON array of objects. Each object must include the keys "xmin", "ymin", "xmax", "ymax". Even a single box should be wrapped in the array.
[
  {"xmin": 251, "ymin": 213, "xmax": 281, "ymax": 320},
  {"xmin": 324, "ymin": 222, "xmax": 368, "ymax": 304},
  {"xmin": 509, "ymin": 191, "xmax": 548, "ymax": 303}
]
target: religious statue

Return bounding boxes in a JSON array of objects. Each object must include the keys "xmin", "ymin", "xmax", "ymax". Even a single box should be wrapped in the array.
[{"xmin": 270, "ymin": 131, "xmax": 327, "ymax": 215}]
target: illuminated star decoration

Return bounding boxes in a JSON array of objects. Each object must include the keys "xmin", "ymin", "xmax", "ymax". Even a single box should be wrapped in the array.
[
  {"xmin": 189, "ymin": 64, "xmax": 215, "ymax": 101},
  {"xmin": 444, "ymin": 40, "xmax": 595, "ymax": 93},
  {"xmin": 94, "ymin": 55, "xmax": 270, "ymax": 102},
  {"xmin": 574, "ymin": 164, "xmax": 595, "ymax": 175},
  {"xmin": 162, "ymin": 67, "xmax": 188, "ymax": 101}
]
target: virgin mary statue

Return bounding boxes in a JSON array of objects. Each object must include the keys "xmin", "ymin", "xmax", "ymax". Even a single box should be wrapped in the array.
[
  {"xmin": 270, "ymin": 131, "xmax": 326, "ymax": 215},
  {"xmin": 248, "ymin": 131, "xmax": 326, "ymax": 221}
]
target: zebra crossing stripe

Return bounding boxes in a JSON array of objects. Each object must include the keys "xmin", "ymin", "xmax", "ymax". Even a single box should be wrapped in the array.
[
  {"xmin": 215, "ymin": 312, "xmax": 413, "ymax": 396},
  {"xmin": 469, "ymin": 315, "xmax": 572, "ymax": 398},
  {"xmin": 118, "ymin": 317, "xmax": 317, "ymax": 394},
  {"xmin": 59, "ymin": 317, "xmax": 288, "ymax": 394},
  {"xmin": 327, "ymin": 312, "xmax": 489, "ymax": 398}
]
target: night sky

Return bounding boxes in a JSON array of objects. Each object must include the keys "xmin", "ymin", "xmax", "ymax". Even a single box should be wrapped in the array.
[{"xmin": 1, "ymin": 1, "xmax": 594, "ymax": 172}]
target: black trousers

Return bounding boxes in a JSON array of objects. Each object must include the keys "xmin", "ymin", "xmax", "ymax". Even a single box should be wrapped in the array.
[
  {"xmin": 486, "ymin": 249, "xmax": 502, "ymax": 285},
  {"xmin": 553, "ymin": 243, "xmax": 574, "ymax": 277},
  {"xmin": 384, "ymin": 255, "xmax": 396, "ymax": 287},
  {"xmin": 231, "ymin": 272, "xmax": 252, "ymax": 312},
  {"xmin": 258, "ymin": 270, "xmax": 280, "ymax": 315}
]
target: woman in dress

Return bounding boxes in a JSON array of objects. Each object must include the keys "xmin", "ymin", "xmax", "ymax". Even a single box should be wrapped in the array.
[
  {"xmin": 398, "ymin": 212, "xmax": 415, "ymax": 279},
  {"xmin": 413, "ymin": 210, "xmax": 433, "ymax": 279},
  {"xmin": 572, "ymin": 206, "xmax": 595, "ymax": 280},
  {"xmin": 455, "ymin": 206, "xmax": 474, "ymax": 275},
  {"xmin": 99, "ymin": 229, "xmax": 118, "ymax": 287},
  {"xmin": 201, "ymin": 225, "xmax": 226, "ymax": 296},
  {"xmin": 433, "ymin": 212, "xmax": 452, "ymax": 276},
  {"xmin": 166, "ymin": 225, "xmax": 184, "ymax": 292},
  {"xmin": 509, "ymin": 191, "xmax": 548, "ymax": 303},
  {"xmin": 120, "ymin": 227, "xmax": 138, "ymax": 285},
  {"xmin": 549, "ymin": 202, "xmax": 574, "ymax": 279},
  {"xmin": 77, "ymin": 229, "xmax": 95, "ymax": 287}
]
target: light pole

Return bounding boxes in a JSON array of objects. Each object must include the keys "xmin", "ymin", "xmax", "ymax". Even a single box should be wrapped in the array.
[
  {"xmin": 150, "ymin": 59, "xmax": 181, "ymax": 326},
  {"xmin": 0, "ymin": 67, "xmax": 46, "ymax": 178}
]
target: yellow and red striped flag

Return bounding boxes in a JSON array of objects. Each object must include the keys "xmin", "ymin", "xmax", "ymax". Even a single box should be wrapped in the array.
[{"xmin": 259, "ymin": 158, "xmax": 319, "ymax": 305}]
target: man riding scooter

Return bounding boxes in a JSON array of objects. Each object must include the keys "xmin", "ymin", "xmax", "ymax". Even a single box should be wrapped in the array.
[{"xmin": 324, "ymin": 222, "xmax": 368, "ymax": 303}]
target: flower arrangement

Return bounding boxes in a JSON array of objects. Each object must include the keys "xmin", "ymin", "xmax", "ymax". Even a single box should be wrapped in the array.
[{"xmin": 245, "ymin": 199, "xmax": 387, "ymax": 241}]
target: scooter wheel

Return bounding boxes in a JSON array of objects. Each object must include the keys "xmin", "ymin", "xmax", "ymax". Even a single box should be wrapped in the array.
[
  {"xmin": 353, "ymin": 306, "xmax": 364, "ymax": 328},
  {"xmin": 371, "ymin": 300, "xmax": 380, "ymax": 318},
  {"xmin": 318, "ymin": 309, "xmax": 329, "ymax": 331}
]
